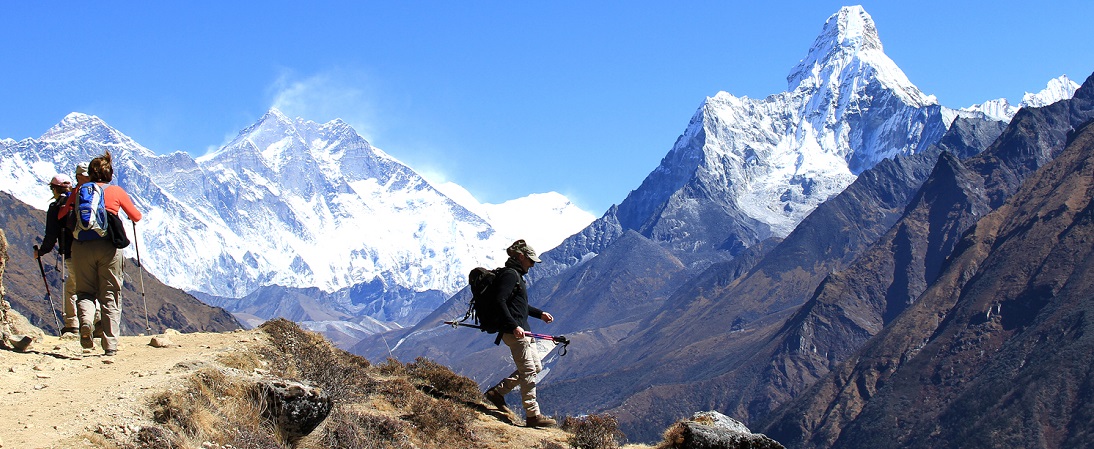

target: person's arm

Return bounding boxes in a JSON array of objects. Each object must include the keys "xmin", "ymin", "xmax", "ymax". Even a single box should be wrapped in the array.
[
  {"xmin": 528, "ymin": 306, "xmax": 553, "ymax": 323},
  {"xmin": 38, "ymin": 201, "xmax": 61, "ymax": 257},
  {"xmin": 106, "ymin": 185, "xmax": 142, "ymax": 222}
]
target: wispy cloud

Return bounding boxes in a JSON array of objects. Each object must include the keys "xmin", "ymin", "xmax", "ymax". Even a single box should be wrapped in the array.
[{"xmin": 267, "ymin": 67, "xmax": 381, "ymax": 143}]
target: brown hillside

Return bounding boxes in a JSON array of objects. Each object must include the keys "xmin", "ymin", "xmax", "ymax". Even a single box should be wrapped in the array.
[{"xmin": 0, "ymin": 316, "xmax": 668, "ymax": 449}]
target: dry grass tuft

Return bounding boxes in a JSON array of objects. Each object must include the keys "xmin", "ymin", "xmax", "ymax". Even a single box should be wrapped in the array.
[
  {"xmin": 217, "ymin": 348, "xmax": 265, "ymax": 372},
  {"xmin": 148, "ymin": 367, "xmax": 279, "ymax": 448},
  {"xmin": 259, "ymin": 318, "xmax": 375, "ymax": 402},
  {"xmin": 378, "ymin": 377, "xmax": 421, "ymax": 409},
  {"xmin": 130, "ymin": 426, "xmax": 182, "ymax": 449},
  {"xmin": 317, "ymin": 407, "xmax": 414, "ymax": 449},
  {"xmin": 406, "ymin": 393, "xmax": 477, "ymax": 445},
  {"xmin": 656, "ymin": 422, "xmax": 687, "ymax": 449},
  {"xmin": 537, "ymin": 440, "xmax": 569, "ymax": 449},
  {"xmin": 563, "ymin": 414, "xmax": 627, "ymax": 449},
  {"xmin": 406, "ymin": 356, "xmax": 483, "ymax": 404},
  {"xmin": 376, "ymin": 357, "xmax": 409, "ymax": 377}
]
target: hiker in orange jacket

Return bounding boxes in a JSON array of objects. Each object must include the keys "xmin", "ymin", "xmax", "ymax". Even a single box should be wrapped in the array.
[{"xmin": 59, "ymin": 151, "xmax": 141, "ymax": 356}]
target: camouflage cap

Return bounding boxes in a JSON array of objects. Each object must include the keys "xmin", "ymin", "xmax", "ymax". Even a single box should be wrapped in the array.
[{"xmin": 507, "ymin": 239, "xmax": 541, "ymax": 263}]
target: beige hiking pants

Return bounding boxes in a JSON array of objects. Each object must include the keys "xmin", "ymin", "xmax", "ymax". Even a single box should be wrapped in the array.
[
  {"xmin": 71, "ymin": 239, "xmax": 124, "ymax": 353},
  {"xmin": 493, "ymin": 333, "xmax": 544, "ymax": 417},
  {"xmin": 62, "ymin": 260, "xmax": 78, "ymax": 329}
]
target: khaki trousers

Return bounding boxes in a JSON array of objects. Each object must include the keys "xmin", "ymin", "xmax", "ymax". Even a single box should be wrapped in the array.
[
  {"xmin": 62, "ymin": 259, "xmax": 78, "ymax": 329},
  {"xmin": 71, "ymin": 239, "xmax": 124, "ymax": 352},
  {"xmin": 64, "ymin": 259, "xmax": 101, "ymax": 333},
  {"xmin": 492, "ymin": 333, "xmax": 544, "ymax": 417}
]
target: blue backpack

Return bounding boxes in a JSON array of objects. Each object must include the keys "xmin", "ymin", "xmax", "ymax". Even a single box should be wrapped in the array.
[{"xmin": 72, "ymin": 183, "xmax": 109, "ymax": 241}]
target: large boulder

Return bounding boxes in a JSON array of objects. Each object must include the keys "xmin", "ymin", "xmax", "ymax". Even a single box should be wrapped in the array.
[
  {"xmin": 660, "ymin": 411, "xmax": 785, "ymax": 449},
  {"xmin": 253, "ymin": 378, "xmax": 332, "ymax": 444}
]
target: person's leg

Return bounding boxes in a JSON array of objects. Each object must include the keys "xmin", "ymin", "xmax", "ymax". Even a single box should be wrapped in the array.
[
  {"xmin": 97, "ymin": 245, "xmax": 125, "ymax": 354},
  {"xmin": 501, "ymin": 333, "xmax": 542, "ymax": 418},
  {"xmin": 71, "ymin": 241, "xmax": 101, "ymax": 349},
  {"xmin": 62, "ymin": 258, "xmax": 79, "ymax": 332}
]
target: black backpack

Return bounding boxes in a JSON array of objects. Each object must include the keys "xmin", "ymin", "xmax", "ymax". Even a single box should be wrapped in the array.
[{"xmin": 463, "ymin": 266, "xmax": 514, "ymax": 333}]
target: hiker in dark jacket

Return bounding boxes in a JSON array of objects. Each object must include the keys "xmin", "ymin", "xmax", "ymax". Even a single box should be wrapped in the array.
[
  {"xmin": 36, "ymin": 173, "xmax": 78, "ymax": 335},
  {"xmin": 484, "ymin": 239, "xmax": 557, "ymax": 428}
]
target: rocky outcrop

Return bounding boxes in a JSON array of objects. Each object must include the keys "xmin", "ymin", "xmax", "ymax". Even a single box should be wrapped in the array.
[
  {"xmin": 660, "ymin": 411, "xmax": 784, "ymax": 449},
  {"xmin": 254, "ymin": 378, "xmax": 332, "ymax": 444},
  {"xmin": 1, "ymin": 229, "xmax": 39, "ymax": 352}
]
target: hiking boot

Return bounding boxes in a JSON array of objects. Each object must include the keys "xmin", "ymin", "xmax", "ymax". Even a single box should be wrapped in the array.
[
  {"xmin": 485, "ymin": 388, "xmax": 508, "ymax": 411},
  {"xmin": 60, "ymin": 326, "xmax": 79, "ymax": 335},
  {"xmin": 526, "ymin": 415, "xmax": 557, "ymax": 428},
  {"xmin": 104, "ymin": 349, "xmax": 117, "ymax": 356},
  {"xmin": 79, "ymin": 325, "xmax": 94, "ymax": 349}
]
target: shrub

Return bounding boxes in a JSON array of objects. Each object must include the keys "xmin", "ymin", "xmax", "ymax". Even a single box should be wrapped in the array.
[
  {"xmin": 406, "ymin": 356, "xmax": 483, "ymax": 404},
  {"xmin": 563, "ymin": 414, "xmax": 626, "ymax": 449},
  {"xmin": 378, "ymin": 377, "xmax": 421, "ymax": 409},
  {"xmin": 406, "ymin": 394, "xmax": 476, "ymax": 444},
  {"xmin": 376, "ymin": 357, "xmax": 408, "ymax": 377},
  {"xmin": 149, "ymin": 367, "xmax": 279, "ymax": 447},
  {"xmin": 536, "ymin": 440, "xmax": 569, "ymax": 449},
  {"xmin": 318, "ymin": 407, "xmax": 413, "ymax": 449},
  {"xmin": 259, "ymin": 318, "xmax": 375, "ymax": 401}
]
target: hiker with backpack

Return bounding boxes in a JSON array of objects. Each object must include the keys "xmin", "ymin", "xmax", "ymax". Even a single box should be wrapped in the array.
[
  {"xmin": 58, "ymin": 151, "xmax": 142, "ymax": 356},
  {"xmin": 482, "ymin": 239, "xmax": 558, "ymax": 428},
  {"xmin": 35, "ymin": 173, "xmax": 79, "ymax": 336}
]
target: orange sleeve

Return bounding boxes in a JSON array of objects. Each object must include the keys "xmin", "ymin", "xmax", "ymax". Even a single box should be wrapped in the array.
[{"xmin": 103, "ymin": 184, "xmax": 142, "ymax": 222}]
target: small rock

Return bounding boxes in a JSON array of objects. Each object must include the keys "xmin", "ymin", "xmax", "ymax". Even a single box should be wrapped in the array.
[
  {"xmin": 102, "ymin": 359, "xmax": 115, "ymax": 365},
  {"xmin": 149, "ymin": 336, "xmax": 175, "ymax": 348}
]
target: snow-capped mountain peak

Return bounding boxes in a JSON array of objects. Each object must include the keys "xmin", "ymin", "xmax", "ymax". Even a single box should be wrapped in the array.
[
  {"xmin": 607, "ymin": 5, "xmax": 949, "ymax": 250},
  {"xmin": 787, "ymin": 6, "xmax": 936, "ymax": 108},
  {"xmin": 40, "ymin": 112, "xmax": 147, "ymax": 153},
  {"xmin": 1022, "ymin": 75, "xmax": 1080, "ymax": 108},
  {"xmin": 957, "ymin": 75, "xmax": 1081, "ymax": 122},
  {"xmin": 434, "ymin": 181, "xmax": 596, "ymax": 252}
]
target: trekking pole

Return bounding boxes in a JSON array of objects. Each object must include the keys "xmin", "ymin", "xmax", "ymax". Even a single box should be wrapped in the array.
[
  {"xmin": 32, "ymin": 245, "xmax": 62, "ymax": 335},
  {"xmin": 131, "ymin": 221, "xmax": 151, "ymax": 333},
  {"xmin": 443, "ymin": 320, "xmax": 571, "ymax": 355}
]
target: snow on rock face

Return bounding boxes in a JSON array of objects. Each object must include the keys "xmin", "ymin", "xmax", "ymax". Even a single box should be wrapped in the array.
[
  {"xmin": 954, "ymin": 75, "xmax": 1081, "ymax": 123},
  {"xmin": 662, "ymin": 6, "xmax": 947, "ymax": 238}
]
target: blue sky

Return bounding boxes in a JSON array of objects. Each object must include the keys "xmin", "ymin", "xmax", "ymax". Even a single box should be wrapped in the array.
[{"xmin": 3, "ymin": 1, "xmax": 1091, "ymax": 215}]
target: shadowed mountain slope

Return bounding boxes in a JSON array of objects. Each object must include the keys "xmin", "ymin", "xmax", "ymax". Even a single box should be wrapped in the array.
[
  {"xmin": 762, "ymin": 115, "xmax": 1094, "ymax": 449},
  {"xmin": 576, "ymin": 74, "xmax": 1094, "ymax": 443}
]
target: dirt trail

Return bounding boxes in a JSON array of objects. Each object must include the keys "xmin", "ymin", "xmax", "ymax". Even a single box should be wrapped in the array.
[{"xmin": 0, "ymin": 329, "xmax": 264, "ymax": 448}]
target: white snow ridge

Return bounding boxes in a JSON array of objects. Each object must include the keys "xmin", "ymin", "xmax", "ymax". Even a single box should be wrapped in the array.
[{"xmin": 0, "ymin": 109, "xmax": 593, "ymax": 329}]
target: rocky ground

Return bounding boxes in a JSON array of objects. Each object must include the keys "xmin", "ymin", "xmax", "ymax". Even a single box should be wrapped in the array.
[{"xmin": 0, "ymin": 329, "xmax": 264, "ymax": 448}]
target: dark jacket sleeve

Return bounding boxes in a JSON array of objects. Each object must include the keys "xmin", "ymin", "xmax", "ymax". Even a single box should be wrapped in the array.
[
  {"xmin": 490, "ymin": 268, "xmax": 521, "ymax": 333},
  {"xmin": 39, "ymin": 199, "xmax": 63, "ymax": 257},
  {"xmin": 528, "ymin": 306, "xmax": 544, "ymax": 321}
]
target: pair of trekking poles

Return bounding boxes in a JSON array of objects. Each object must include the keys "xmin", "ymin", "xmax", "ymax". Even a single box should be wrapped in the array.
[
  {"xmin": 443, "ymin": 320, "xmax": 571, "ymax": 356},
  {"xmin": 33, "ymin": 221, "xmax": 151, "ymax": 336}
]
